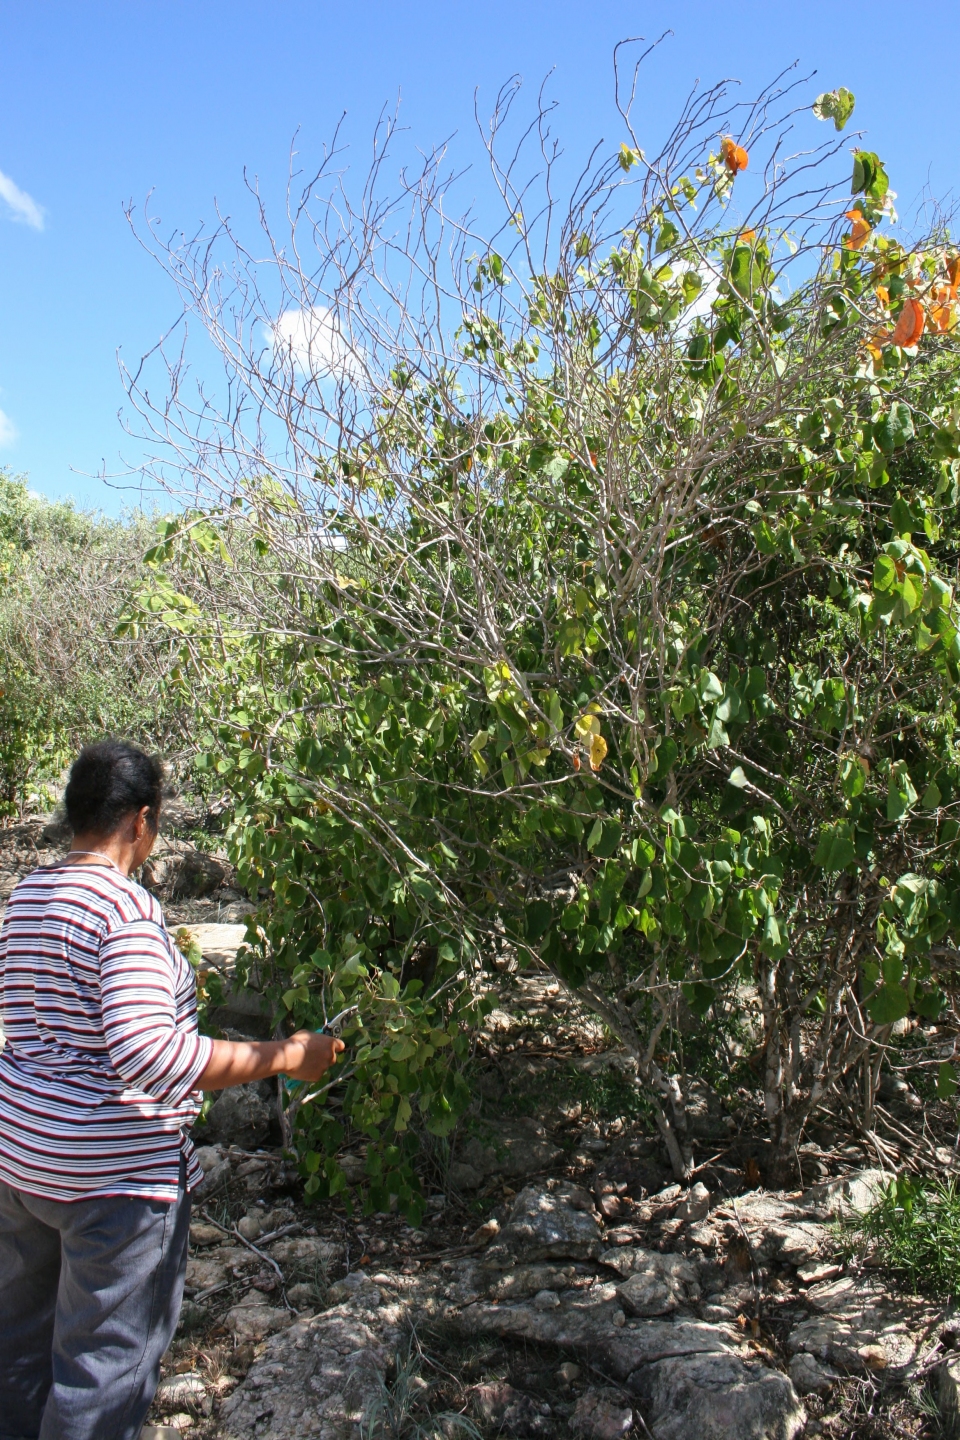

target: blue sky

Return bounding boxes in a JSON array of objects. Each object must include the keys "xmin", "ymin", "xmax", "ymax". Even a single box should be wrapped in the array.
[{"xmin": 1, "ymin": 0, "xmax": 957, "ymax": 513}]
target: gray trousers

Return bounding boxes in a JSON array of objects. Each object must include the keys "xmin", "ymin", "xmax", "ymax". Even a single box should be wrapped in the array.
[{"xmin": 0, "ymin": 1165, "xmax": 190, "ymax": 1440}]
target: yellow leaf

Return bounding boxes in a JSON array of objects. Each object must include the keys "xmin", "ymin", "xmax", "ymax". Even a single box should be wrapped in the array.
[{"xmin": 589, "ymin": 733, "xmax": 608, "ymax": 771}]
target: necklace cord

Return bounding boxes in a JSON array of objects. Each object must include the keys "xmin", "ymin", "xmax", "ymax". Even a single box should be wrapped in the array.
[{"xmin": 63, "ymin": 850, "xmax": 122, "ymax": 873}]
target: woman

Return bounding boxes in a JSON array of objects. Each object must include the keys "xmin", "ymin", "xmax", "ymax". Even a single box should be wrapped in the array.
[{"xmin": 0, "ymin": 740, "xmax": 342, "ymax": 1440}]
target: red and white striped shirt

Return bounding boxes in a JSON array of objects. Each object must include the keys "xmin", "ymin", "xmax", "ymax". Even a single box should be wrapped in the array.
[{"xmin": 0, "ymin": 862, "xmax": 213, "ymax": 1202}]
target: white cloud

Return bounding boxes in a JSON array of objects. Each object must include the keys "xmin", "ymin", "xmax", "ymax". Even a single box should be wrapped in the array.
[
  {"xmin": 0, "ymin": 169, "xmax": 44, "ymax": 230},
  {"xmin": 268, "ymin": 306, "xmax": 363, "ymax": 383},
  {"xmin": 0, "ymin": 409, "xmax": 18, "ymax": 448}
]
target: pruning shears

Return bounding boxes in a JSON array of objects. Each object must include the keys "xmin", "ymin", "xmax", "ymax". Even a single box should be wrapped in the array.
[
  {"xmin": 284, "ymin": 1005, "xmax": 359, "ymax": 1093},
  {"xmin": 321, "ymin": 1003, "xmax": 360, "ymax": 1039}
]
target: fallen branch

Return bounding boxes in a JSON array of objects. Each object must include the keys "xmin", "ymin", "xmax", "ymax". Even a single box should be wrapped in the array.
[{"xmin": 198, "ymin": 1209, "xmax": 297, "ymax": 1311}]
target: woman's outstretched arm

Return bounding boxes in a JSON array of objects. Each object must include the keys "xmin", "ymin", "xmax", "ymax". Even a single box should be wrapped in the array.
[{"xmin": 197, "ymin": 1031, "xmax": 344, "ymax": 1091}]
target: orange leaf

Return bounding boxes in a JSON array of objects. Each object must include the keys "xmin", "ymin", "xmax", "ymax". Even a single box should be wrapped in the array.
[
  {"xmin": 738, "ymin": 228, "xmax": 757, "ymax": 243},
  {"xmin": 572, "ymin": 752, "xmax": 581, "ymax": 772},
  {"xmin": 844, "ymin": 209, "xmax": 872, "ymax": 251},
  {"xmin": 890, "ymin": 297, "xmax": 925, "ymax": 348},
  {"xmin": 875, "ymin": 285, "xmax": 889, "ymax": 307},
  {"xmin": 930, "ymin": 287, "xmax": 957, "ymax": 333},
  {"xmin": 947, "ymin": 255, "xmax": 960, "ymax": 289},
  {"xmin": 721, "ymin": 136, "xmax": 748, "ymax": 175}
]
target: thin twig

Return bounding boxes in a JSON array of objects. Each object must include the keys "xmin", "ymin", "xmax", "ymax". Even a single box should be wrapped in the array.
[{"xmin": 198, "ymin": 1209, "xmax": 297, "ymax": 1310}]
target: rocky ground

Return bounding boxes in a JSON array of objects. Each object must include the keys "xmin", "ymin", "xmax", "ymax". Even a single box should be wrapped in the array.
[{"xmin": 3, "ymin": 811, "xmax": 960, "ymax": 1438}]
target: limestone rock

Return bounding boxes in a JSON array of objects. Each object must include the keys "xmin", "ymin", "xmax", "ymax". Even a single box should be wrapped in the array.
[
  {"xmin": 326, "ymin": 1271, "xmax": 382, "ymax": 1309},
  {"xmin": 189, "ymin": 1221, "xmax": 224, "ymax": 1247},
  {"xmin": 202, "ymin": 1083, "xmax": 272, "ymax": 1149},
  {"xmin": 710, "ymin": 1194, "xmax": 825, "ymax": 1266},
  {"xmin": 615, "ymin": 1253, "xmax": 701, "ymax": 1317},
  {"xmin": 571, "ymin": 1387, "xmax": 634, "ymax": 1438},
  {"xmin": 789, "ymin": 1352, "xmax": 839, "ymax": 1396},
  {"xmin": 155, "ymin": 1372, "xmax": 210, "ymax": 1415},
  {"xmin": 936, "ymin": 1356, "xmax": 960, "ymax": 1440},
  {"xmin": 486, "ymin": 1263, "xmax": 580, "ymax": 1303},
  {"xmin": 176, "ymin": 1300, "xmax": 208, "ymax": 1333},
  {"xmin": 470, "ymin": 1217, "xmax": 500, "ymax": 1245},
  {"xmin": 533, "ymin": 1289, "xmax": 561, "ymax": 1309},
  {"xmin": 269, "ymin": 1235, "xmax": 343, "ymax": 1268},
  {"xmin": 185, "ymin": 1255, "xmax": 228, "ymax": 1292},
  {"xmin": 287, "ymin": 1281, "xmax": 320, "ymax": 1310},
  {"xmin": 190, "ymin": 1144, "xmax": 232, "ymax": 1199},
  {"xmin": 801, "ymin": 1169, "xmax": 887, "ymax": 1219},
  {"xmin": 628, "ymin": 1350, "xmax": 805, "ymax": 1440},
  {"xmin": 471, "ymin": 1380, "xmax": 551, "ymax": 1432},
  {"xmin": 224, "ymin": 1301, "xmax": 295, "ymax": 1343},
  {"xmin": 455, "ymin": 1300, "xmax": 802, "ymax": 1440},
  {"xmin": 185, "ymin": 921, "xmax": 248, "ymax": 970},
  {"xmin": 448, "ymin": 1162, "xmax": 485, "ymax": 1191},
  {"xmin": 218, "ymin": 1312, "xmax": 388, "ymax": 1439},
  {"xmin": 501, "ymin": 1182, "xmax": 604, "ymax": 1261},
  {"xmin": 772, "ymin": 1225, "xmax": 824, "ymax": 1266},
  {"xmin": 787, "ymin": 1274, "xmax": 943, "ymax": 1374},
  {"xmin": 40, "ymin": 815, "xmax": 72, "ymax": 847},
  {"xmin": 676, "ymin": 1183, "xmax": 711, "ymax": 1224},
  {"xmin": 142, "ymin": 841, "xmax": 229, "ymax": 899},
  {"xmin": 454, "ymin": 1117, "xmax": 563, "ymax": 1184}
]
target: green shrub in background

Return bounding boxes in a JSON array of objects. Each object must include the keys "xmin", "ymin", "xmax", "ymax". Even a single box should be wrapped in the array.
[{"xmin": 0, "ymin": 471, "xmax": 188, "ymax": 817}]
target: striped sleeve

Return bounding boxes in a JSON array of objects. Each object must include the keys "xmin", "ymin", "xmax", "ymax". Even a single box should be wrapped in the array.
[{"xmin": 99, "ymin": 920, "xmax": 213, "ymax": 1106}]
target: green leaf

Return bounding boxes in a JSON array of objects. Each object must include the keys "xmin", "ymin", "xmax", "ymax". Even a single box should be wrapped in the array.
[
  {"xmin": 525, "ymin": 900, "xmax": 553, "ymax": 941},
  {"xmin": 728, "ymin": 766, "xmax": 749, "ymax": 789},
  {"xmin": 683, "ymin": 981, "xmax": 716, "ymax": 1016},
  {"xmin": 655, "ymin": 220, "xmax": 680, "ymax": 254},
  {"xmin": 586, "ymin": 817, "xmax": 622, "ymax": 858},
  {"xmin": 889, "ymin": 496, "xmax": 915, "ymax": 536},
  {"xmin": 662, "ymin": 901, "xmax": 685, "ymax": 937},
  {"xmin": 812, "ymin": 822, "xmax": 857, "ymax": 872},
  {"xmin": 744, "ymin": 666, "xmax": 767, "ymax": 700},
  {"xmin": 875, "ymin": 402, "xmax": 915, "ymax": 455},
  {"xmin": 873, "ymin": 554, "xmax": 897, "ymax": 592},
  {"xmin": 867, "ymin": 983, "xmax": 911, "ymax": 1025},
  {"xmin": 715, "ymin": 686, "xmax": 742, "ymax": 724},
  {"xmin": 761, "ymin": 912, "xmax": 782, "ymax": 953},
  {"xmin": 852, "ymin": 150, "xmax": 889, "ymax": 204},
  {"xmin": 706, "ymin": 716, "xmax": 729, "ymax": 749},
  {"xmin": 938, "ymin": 1062, "xmax": 958, "ymax": 1100},
  {"xmin": 813, "ymin": 87, "xmax": 855, "ymax": 131},
  {"xmin": 699, "ymin": 671, "xmax": 724, "ymax": 703},
  {"xmin": 921, "ymin": 780, "xmax": 942, "ymax": 810},
  {"xmin": 887, "ymin": 762, "xmax": 918, "ymax": 822}
]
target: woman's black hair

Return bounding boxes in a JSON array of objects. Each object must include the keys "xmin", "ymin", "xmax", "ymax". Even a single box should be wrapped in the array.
[{"xmin": 64, "ymin": 741, "xmax": 163, "ymax": 837}]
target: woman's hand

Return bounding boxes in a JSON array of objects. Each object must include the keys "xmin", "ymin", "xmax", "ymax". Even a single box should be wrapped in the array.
[{"xmin": 283, "ymin": 1030, "xmax": 345, "ymax": 1083}]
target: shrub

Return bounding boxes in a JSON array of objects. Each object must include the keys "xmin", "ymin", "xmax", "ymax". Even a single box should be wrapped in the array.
[
  {"xmin": 0, "ymin": 473, "xmax": 186, "ymax": 815},
  {"xmin": 128, "ymin": 58, "xmax": 960, "ymax": 1193},
  {"xmin": 839, "ymin": 1174, "xmax": 960, "ymax": 1299}
]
